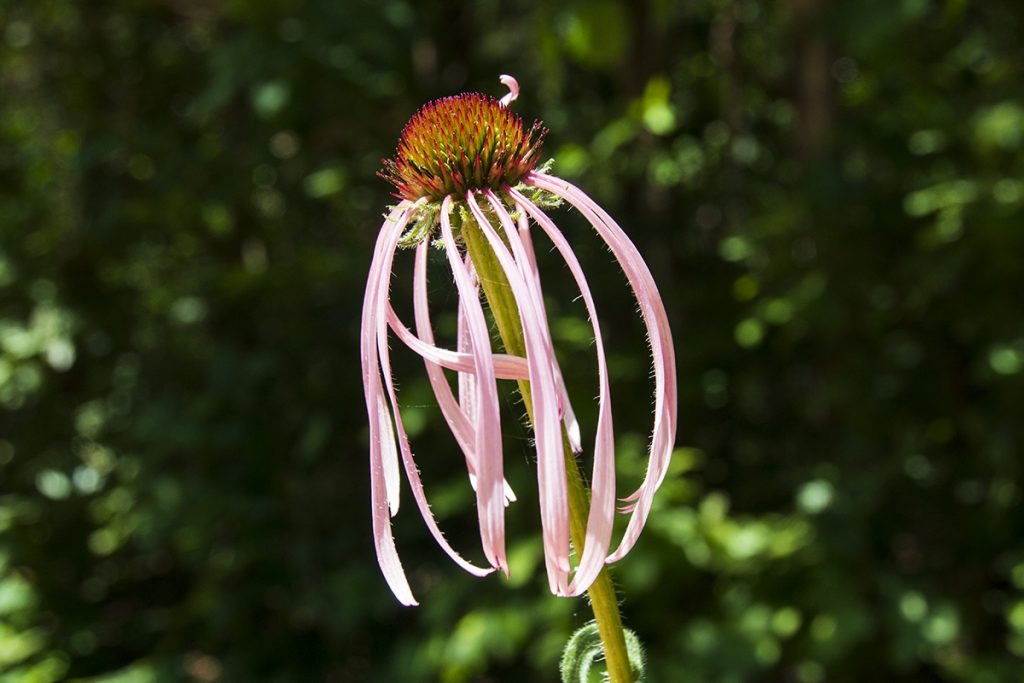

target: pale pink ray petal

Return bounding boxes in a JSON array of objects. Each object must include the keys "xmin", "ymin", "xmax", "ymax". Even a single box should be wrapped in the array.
[
  {"xmin": 410, "ymin": 243, "xmax": 517, "ymax": 506},
  {"xmin": 452, "ymin": 282, "xmax": 520, "ymax": 506},
  {"xmin": 360, "ymin": 203, "xmax": 418, "ymax": 605},
  {"xmin": 456, "ymin": 275, "xmax": 477, "ymax": 425},
  {"xmin": 377, "ymin": 333, "xmax": 496, "ymax": 578},
  {"xmin": 555, "ymin": 372, "xmax": 583, "ymax": 454},
  {"xmin": 377, "ymin": 391, "xmax": 400, "ymax": 516},
  {"xmin": 498, "ymin": 74, "xmax": 519, "ymax": 107},
  {"xmin": 365, "ymin": 207, "xmax": 417, "ymax": 516},
  {"xmin": 454, "ymin": 263, "xmax": 519, "ymax": 506},
  {"xmin": 530, "ymin": 172, "xmax": 677, "ymax": 464},
  {"xmin": 501, "ymin": 188, "xmax": 616, "ymax": 596},
  {"xmin": 411, "ymin": 242, "xmax": 476, "ymax": 482},
  {"xmin": 370, "ymin": 208, "xmax": 495, "ymax": 579},
  {"xmin": 527, "ymin": 171, "xmax": 678, "ymax": 564},
  {"xmin": 515, "ymin": 210, "xmax": 539, "ymax": 273},
  {"xmin": 387, "ymin": 305, "xmax": 529, "ymax": 380},
  {"xmin": 514, "ymin": 210, "xmax": 583, "ymax": 453},
  {"xmin": 466, "ymin": 192, "xmax": 570, "ymax": 594},
  {"xmin": 439, "ymin": 196, "xmax": 508, "ymax": 574}
]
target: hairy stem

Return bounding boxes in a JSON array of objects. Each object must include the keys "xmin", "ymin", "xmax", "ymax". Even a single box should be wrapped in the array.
[{"xmin": 460, "ymin": 211, "xmax": 634, "ymax": 683}]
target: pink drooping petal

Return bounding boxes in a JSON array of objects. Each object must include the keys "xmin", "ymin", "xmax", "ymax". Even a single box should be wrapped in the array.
[
  {"xmin": 365, "ymin": 205, "xmax": 416, "ymax": 519},
  {"xmin": 498, "ymin": 74, "xmax": 519, "ymax": 107},
  {"xmin": 360, "ymin": 203, "xmax": 418, "ymax": 606},
  {"xmin": 411, "ymin": 242, "xmax": 479, "ymax": 485},
  {"xmin": 387, "ymin": 305, "xmax": 529, "ymax": 380},
  {"xmin": 377, "ymin": 391, "xmax": 400, "ymax": 517},
  {"xmin": 466, "ymin": 192, "xmax": 570, "ymax": 594},
  {"xmin": 453, "ymin": 285, "xmax": 515, "ymax": 504},
  {"xmin": 527, "ymin": 172, "xmax": 678, "ymax": 564},
  {"xmin": 370, "ymin": 208, "xmax": 495, "ymax": 580},
  {"xmin": 514, "ymin": 209, "xmax": 583, "ymax": 453},
  {"xmin": 439, "ymin": 196, "xmax": 508, "ymax": 574},
  {"xmin": 502, "ymin": 188, "xmax": 616, "ymax": 596},
  {"xmin": 410, "ymin": 243, "xmax": 517, "ymax": 506},
  {"xmin": 452, "ymin": 262, "xmax": 518, "ymax": 504},
  {"xmin": 555, "ymin": 372, "xmax": 583, "ymax": 454},
  {"xmin": 515, "ymin": 210, "xmax": 540, "ymax": 275},
  {"xmin": 456, "ymin": 275, "xmax": 478, "ymax": 426}
]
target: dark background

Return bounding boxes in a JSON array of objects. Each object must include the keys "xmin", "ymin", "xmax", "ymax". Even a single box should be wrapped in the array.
[{"xmin": 2, "ymin": 1, "xmax": 1023, "ymax": 681}]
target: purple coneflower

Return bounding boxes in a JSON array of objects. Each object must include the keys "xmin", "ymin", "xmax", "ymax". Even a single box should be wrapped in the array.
[{"xmin": 362, "ymin": 76, "xmax": 677, "ymax": 606}]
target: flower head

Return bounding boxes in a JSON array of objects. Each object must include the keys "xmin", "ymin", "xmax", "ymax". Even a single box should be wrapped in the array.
[
  {"xmin": 379, "ymin": 77, "xmax": 546, "ymax": 202},
  {"xmin": 362, "ymin": 76, "xmax": 677, "ymax": 606}
]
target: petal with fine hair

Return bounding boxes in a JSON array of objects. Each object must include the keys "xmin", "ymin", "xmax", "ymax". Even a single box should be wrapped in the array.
[
  {"xmin": 511, "ymin": 208, "xmax": 583, "ymax": 453},
  {"xmin": 501, "ymin": 188, "xmax": 616, "ymax": 596},
  {"xmin": 439, "ymin": 196, "xmax": 508, "ymax": 573},
  {"xmin": 374, "ymin": 237, "xmax": 495, "ymax": 579},
  {"xmin": 456, "ymin": 270, "xmax": 478, "ymax": 426},
  {"xmin": 387, "ymin": 302, "xmax": 530, "ymax": 381},
  {"xmin": 360, "ymin": 204, "xmax": 418, "ymax": 606},
  {"xmin": 409, "ymin": 243, "xmax": 517, "ymax": 506},
  {"xmin": 466, "ymin": 192, "xmax": 571, "ymax": 594},
  {"xmin": 527, "ymin": 172, "xmax": 678, "ymax": 564}
]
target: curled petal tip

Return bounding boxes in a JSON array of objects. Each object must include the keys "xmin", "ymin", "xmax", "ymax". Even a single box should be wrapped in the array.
[{"xmin": 498, "ymin": 74, "xmax": 519, "ymax": 107}]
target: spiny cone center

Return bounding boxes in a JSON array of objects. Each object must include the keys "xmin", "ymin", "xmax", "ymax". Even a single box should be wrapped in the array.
[{"xmin": 381, "ymin": 93, "xmax": 546, "ymax": 202}]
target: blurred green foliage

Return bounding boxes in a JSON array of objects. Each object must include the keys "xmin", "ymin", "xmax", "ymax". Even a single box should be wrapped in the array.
[{"xmin": 2, "ymin": 0, "xmax": 1023, "ymax": 681}]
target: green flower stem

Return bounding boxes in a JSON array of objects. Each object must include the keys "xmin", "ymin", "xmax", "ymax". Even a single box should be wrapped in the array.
[{"xmin": 460, "ymin": 212, "xmax": 635, "ymax": 683}]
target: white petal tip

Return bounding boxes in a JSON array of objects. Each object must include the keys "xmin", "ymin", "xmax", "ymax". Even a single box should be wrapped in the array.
[
  {"xmin": 567, "ymin": 423, "xmax": 583, "ymax": 453},
  {"xmin": 387, "ymin": 580, "xmax": 419, "ymax": 606},
  {"xmin": 467, "ymin": 566, "xmax": 497, "ymax": 579},
  {"xmin": 503, "ymin": 480, "xmax": 518, "ymax": 506}
]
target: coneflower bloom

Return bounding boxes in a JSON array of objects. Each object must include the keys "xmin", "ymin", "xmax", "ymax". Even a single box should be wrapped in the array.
[{"xmin": 362, "ymin": 76, "xmax": 677, "ymax": 606}]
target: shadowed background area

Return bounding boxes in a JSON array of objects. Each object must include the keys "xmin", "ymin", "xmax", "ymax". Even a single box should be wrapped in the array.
[{"xmin": 2, "ymin": 1, "xmax": 1023, "ymax": 681}]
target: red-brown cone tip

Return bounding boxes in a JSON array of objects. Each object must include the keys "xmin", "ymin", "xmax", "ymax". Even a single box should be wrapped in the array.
[{"xmin": 380, "ymin": 92, "xmax": 546, "ymax": 202}]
